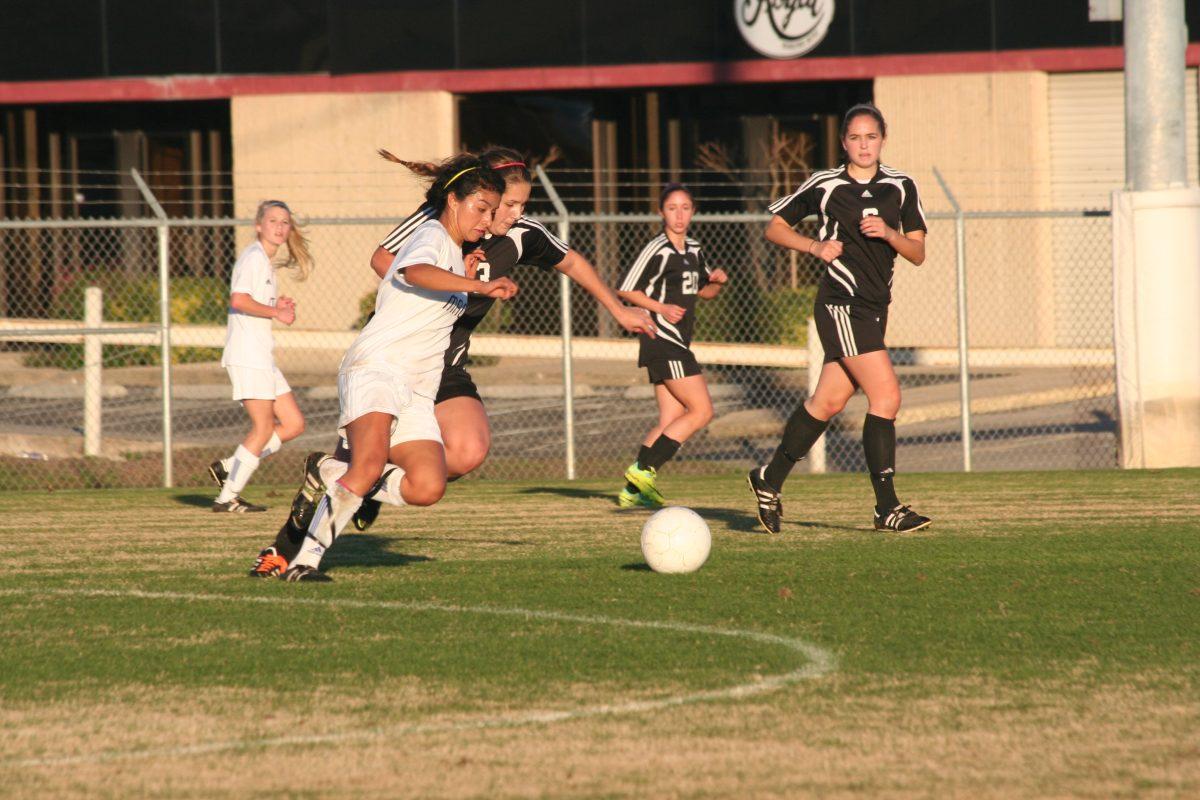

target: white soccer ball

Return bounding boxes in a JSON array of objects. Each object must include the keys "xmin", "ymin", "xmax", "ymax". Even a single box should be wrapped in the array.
[{"xmin": 640, "ymin": 506, "xmax": 711, "ymax": 574}]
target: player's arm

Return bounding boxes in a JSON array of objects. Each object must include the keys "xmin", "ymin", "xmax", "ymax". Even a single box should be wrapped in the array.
[
  {"xmin": 765, "ymin": 215, "xmax": 841, "ymax": 262},
  {"xmin": 697, "ymin": 269, "xmax": 728, "ymax": 299},
  {"xmin": 229, "ymin": 292, "xmax": 283, "ymax": 319},
  {"xmin": 553, "ymin": 250, "xmax": 655, "ymax": 337},
  {"xmin": 370, "ymin": 246, "xmax": 393, "ymax": 278},
  {"xmin": 860, "ymin": 218, "xmax": 926, "ymax": 266},
  {"xmin": 401, "ymin": 264, "xmax": 518, "ymax": 299}
]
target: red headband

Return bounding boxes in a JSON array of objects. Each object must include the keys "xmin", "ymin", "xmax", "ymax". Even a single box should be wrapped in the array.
[{"xmin": 493, "ymin": 161, "xmax": 527, "ymax": 170}]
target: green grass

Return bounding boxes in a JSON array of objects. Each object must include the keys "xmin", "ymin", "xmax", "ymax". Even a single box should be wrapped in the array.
[{"xmin": 1, "ymin": 469, "xmax": 1198, "ymax": 798}]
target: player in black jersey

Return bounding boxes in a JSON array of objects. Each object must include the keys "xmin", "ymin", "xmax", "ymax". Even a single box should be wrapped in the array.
[
  {"xmin": 617, "ymin": 184, "xmax": 728, "ymax": 507},
  {"xmin": 747, "ymin": 104, "xmax": 933, "ymax": 535}
]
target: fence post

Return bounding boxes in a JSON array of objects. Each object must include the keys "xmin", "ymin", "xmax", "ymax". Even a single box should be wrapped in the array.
[
  {"xmin": 131, "ymin": 169, "xmax": 174, "ymax": 487},
  {"xmin": 83, "ymin": 286, "xmax": 102, "ymax": 457},
  {"xmin": 806, "ymin": 316, "xmax": 825, "ymax": 473},
  {"xmin": 933, "ymin": 167, "xmax": 972, "ymax": 472},
  {"xmin": 536, "ymin": 166, "xmax": 576, "ymax": 479}
]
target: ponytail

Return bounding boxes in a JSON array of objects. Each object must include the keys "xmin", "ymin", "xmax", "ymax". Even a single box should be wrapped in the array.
[{"xmin": 379, "ymin": 149, "xmax": 504, "ymax": 213}]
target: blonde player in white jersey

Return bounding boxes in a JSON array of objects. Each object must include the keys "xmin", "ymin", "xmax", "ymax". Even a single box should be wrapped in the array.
[
  {"xmin": 274, "ymin": 155, "xmax": 514, "ymax": 581},
  {"xmin": 210, "ymin": 200, "xmax": 312, "ymax": 512}
]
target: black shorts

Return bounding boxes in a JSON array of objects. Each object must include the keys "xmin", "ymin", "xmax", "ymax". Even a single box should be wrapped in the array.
[
  {"xmin": 641, "ymin": 348, "xmax": 702, "ymax": 384},
  {"xmin": 435, "ymin": 364, "xmax": 482, "ymax": 404},
  {"xmin": 814, "ymin": 302, "xmax": 889, "ymax": 363}
]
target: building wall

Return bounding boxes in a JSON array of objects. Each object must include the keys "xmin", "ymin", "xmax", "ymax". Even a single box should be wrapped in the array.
[
  {"xmin": 230, "ymin": 91, "xmax": 458, "ymax": 333},
  {"xmin": 874, "ymin": 72, "xmax": 1055, "ymax": 349}
]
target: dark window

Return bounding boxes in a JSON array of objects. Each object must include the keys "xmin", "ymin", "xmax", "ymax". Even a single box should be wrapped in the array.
[
  {"xmin": 0, "ymin": 0, "xmax": 104, "ymax": 81},
  {"xmin": 106, "ymin": 0, "xmax": 218, "ymax": 76},
  {"xmin": 329, "ymin": 0, "xmax": 457, "ymax": 73},
  {"xmin": 219, "ymin": 0, "xmax": 329, "ymax": 74}
]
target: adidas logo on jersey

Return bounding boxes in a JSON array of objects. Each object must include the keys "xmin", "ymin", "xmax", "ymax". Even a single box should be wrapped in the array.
[{"xmin": 861, "ymin": 189, "xmax": 873, "ymax": 197}]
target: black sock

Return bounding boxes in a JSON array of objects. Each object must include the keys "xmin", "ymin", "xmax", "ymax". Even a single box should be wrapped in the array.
[
  {"xmin": 862, "ymin": 413, "xmax": 900, "ymax": 513},
  {"xmin": 763, "ymin": 404, "xmax": 830, "ymax": 491},
  {"xmin": 272, "ymin": 518, "xmax": 307, "ymax": 562},
  {"xmin": 639, "ymin": 435, "xmax": 681, "ymax": 471},
  {"xmin": 636, "ymin": 445, "xmax": 651, "ymax": 468}
]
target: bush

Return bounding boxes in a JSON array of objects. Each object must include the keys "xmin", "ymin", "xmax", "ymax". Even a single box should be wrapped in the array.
[
  {"xmin": 693, "ymin": 282, "xmax": 816, "ymax": 346},
  {"xmin": 23, "ymin": 274, "xmax": 227, "ymax": 369}
]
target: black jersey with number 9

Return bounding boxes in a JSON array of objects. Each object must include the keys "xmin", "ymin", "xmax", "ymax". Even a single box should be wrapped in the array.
[{"xmin": 769, "ymin": 164, "xmax": 926, "ymax": 311}]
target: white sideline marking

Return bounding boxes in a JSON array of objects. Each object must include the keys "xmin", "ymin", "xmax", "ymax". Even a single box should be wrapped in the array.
[{"xmin": 1, "ymin": 587, "xmax": 837, "ymax": 769}]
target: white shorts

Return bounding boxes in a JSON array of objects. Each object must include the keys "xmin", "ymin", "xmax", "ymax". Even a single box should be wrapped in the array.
[
  {"xmin": 337, "ymin": 365, "xmax": 442, "ymax": 447},
  {"xmin": 227, "ymin": 365, "xmax": 291, "ymax": 401}
]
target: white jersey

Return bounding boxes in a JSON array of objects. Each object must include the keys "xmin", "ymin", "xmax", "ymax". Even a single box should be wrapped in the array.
[
  {"xmin": 221, "ymin": 241, "xmax": 276, "ymax": 370},
  {"xmin": 339, "ymin": 219, "xmax": 468, "ymax": 398}
]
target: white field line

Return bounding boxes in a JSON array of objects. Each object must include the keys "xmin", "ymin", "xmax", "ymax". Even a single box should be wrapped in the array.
[{"xmin": 1, "ymin": 587, "xmax": 836, "ymax": 769}]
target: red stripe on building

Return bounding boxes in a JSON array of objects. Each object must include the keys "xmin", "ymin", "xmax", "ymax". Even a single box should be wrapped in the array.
[{"xmin": 1, "ymin": 46, "xmax": 1196, "ymax": 104}]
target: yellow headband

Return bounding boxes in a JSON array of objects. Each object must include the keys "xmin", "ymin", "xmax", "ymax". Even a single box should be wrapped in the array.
[{"xmin": 443, "ymin": 166, "xmax": 477, "ymax": 189}]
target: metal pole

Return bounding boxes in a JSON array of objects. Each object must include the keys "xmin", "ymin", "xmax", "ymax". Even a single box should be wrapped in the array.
[
  {"xmin": 131, "ymin": 169, "xmax": 174, "ymax": 487},
  {"xmin": 536, "ymin": 165, "xmax": 576, "ymax": 479},
  {"xmin": 83, "ymin": 287, "xmax": 102, "ymax": 457},
  {"xmin": 1125, "ymin": 0, "xmax": 1188, "ymax": 190},
  {"xmin": 933, "ymin": 167, "xmax": 972, "ymax": 472}
]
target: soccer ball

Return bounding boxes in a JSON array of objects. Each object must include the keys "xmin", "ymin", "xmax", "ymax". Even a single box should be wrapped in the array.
[{"xmin": 640, "ymin": 506, "xmax": 711, "ymax": 574}]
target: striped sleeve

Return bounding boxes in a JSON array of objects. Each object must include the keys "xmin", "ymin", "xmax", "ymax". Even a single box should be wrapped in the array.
[
  {"xmin": 900, "ymin": 175, "xmax": 928, "ymax": 234},
  {"xmin": 514, "ymin": 217, "xmax": 570, "ymax": 269},
  {"xmin": 619, "ymin": 235, "xmax": 667, "ymax": 293},
  {"xmin": 768, "ymin": 167, "xmax": 837, "ymax": 226},
  {"xmin": 380, "ymin": 204, "xmax": 437, "ymax": 254}
]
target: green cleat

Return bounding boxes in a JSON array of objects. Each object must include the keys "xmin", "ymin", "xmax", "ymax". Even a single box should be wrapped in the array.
[
  {"xmin": 617, "ymin": 487, "xmax": 661, "ymax": 509},
  {"xmin": 623, "ymin": 462, "xmax": 666, "ymax": 507}
]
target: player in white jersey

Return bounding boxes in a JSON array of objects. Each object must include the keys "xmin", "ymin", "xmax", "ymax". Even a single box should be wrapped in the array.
[
  {"xmin": 209, "ymin": 200, "xmax": 313, "ymax": 512},
  {"xmin": 262, "ymin": 155, "xmax": 515, "ymax": 582}
]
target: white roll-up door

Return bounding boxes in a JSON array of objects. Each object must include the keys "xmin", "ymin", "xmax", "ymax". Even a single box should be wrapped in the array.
[{"xmin": 1049, "ymin": 70, "xmax": 1198, "ymax": 209}]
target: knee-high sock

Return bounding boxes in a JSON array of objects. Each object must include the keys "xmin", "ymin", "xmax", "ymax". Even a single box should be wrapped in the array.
[
  {"xmin": 217, "ymin": 445, "xmax": 260, "ymax": 503},
  {"xmin": 366, "ymin": 465, "xmax": 407, "ymax": 507},
  {"xmin": 290, "ymin": 481, "xmax": 363, "ymax": 570},
  {"xmin": 763, "ymin": 404, "xmax": 830, "ymax": 491},
  {"xmin": 222, "ymin": 432, "xmax": 281, "ymax": 473},
  {"xmin": 862, "ymin": 413, "xmax": 900, "ymax": 512},
  {"xmin": 639, "ymin": 435, "xmax": 681, "ymax": 471}
]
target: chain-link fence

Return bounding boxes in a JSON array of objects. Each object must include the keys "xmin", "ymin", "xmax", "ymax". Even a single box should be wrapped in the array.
[{"xmin": 0, "ymin": 173, "xmax": 1116, "ymax": 490}]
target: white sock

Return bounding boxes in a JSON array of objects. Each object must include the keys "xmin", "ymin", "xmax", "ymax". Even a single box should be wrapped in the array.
[
  {"xmin": 318, "ymin": 457, "xmax": 349, "ymax": 490},
  {"xmin": 367, "ymin": 465, "xmax": 407, "ymax": 507},
  {"xmin": 259, "ymin": 431, "xmax": 283, "ymax": 459},
  {"xmin": 291, "ymin": 483, "xmax": 361, "ymax": 570},
  {"xmin": 217, "ymin": 444, "xmax": 260, "ymax": 503}
]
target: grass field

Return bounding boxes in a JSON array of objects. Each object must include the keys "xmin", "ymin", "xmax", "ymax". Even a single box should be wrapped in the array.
[{"xmin": 2, "ymin": 468, "xmax": 1199, "ymax": 798}]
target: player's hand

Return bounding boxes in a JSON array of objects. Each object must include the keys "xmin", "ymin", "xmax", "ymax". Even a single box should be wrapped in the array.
[
  {"xmin": 274, "ymin": 303, "xmax": 296, "ymax": 326},
  {"xmin": 616, "ymin": 306, "xmax": 656, "ymax": 338},
  {"xmin": 860, "ymin": 215, "xmax": 893, "ymax": 241},
  {"xmin": 479, "ymin": 276, "xmax": 518, "ymax": 300},
  {"xmin": 812, "ymin": 240, "xmax": 844, "ymax": 263},
  {"xmin": 708, "ymin": 268, "xmax": 729, "ymax": 285},
  {"xmin": 464, "ymin": 251, "xmax": 486, "ymax": 280},
  {"xmin": 658, "ymin": 303, "xmax": 686, "ymax": 324}
]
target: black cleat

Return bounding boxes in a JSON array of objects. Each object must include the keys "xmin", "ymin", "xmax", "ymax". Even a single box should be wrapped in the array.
[
  {"xmin": 207, "ymin": 459, "xmax": 228, "ymax": 488},
  {"xmin": 747, "ymin": 466, "xmax": 783, "ymax": 534},
  {"xmin": 290, "ymin": 452, "xmax": 332, "ymax": 530},
  {"xmin": 248, "ymin": 547, "xmax": 288, "ymax": 578},
  {"xmin": 873, "ymin": 504, "xmax": 932, "ymax": 533},
  {"xmin": 281, "ymin": 564, "xmax": 332, "ymax": 583},
  {"xmin": 352, "ymin": 467, "xmax": 393, "ymax": 532},
  {"xmin": 212, "ymin": 496, "xmax": 267, "ymax": 513}
]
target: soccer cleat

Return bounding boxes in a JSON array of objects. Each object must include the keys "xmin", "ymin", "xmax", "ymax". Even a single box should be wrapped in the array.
[
  {"xmin": 248, "ymin": 546, "xmax": 288, "ymax": 578},
  {"xmin": 747, "ymin": 466, "xmax": 783, "ymax": 534},
  {"xmin": 617, "ymin": 487, "xmax": 661, "ymax": 509},
  {"xmin": 207, "ymin": 459, "xmax": 228, "ymax": 488},
  {"xmin": 352, "ymin": 498, "xmax": 382, "ymax": 532},
  {"xmin": 290, "ymin": 451, "xmax": 332, "ymax": 530},
  {"xmin": 873, "ymin": 504, "xmax": 932, "ymax": 533},
  {"xmin": 212, "ymin": 496, "xmax": 267, "ymax": 513},
  {"xmin": 280, "ymin": 564, "xmax": 332, "ymax": 583},
  {"xmin": 623, "ymin": 463, "xmax": 666, "ymax": 506}
]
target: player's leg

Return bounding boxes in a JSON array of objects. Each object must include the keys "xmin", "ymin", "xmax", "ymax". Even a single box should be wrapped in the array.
[
  {"xmin": 368, "ymin": 439, "xmax": 448, "ymax": 508},
  {"xmin": 436, "ymin": 396, "xmax": 490, "ymax": 480},
  {"xmin": 213, "ymin": 398, "xmax": 276, "ymax": 511},
  {"xmin": 271, "ymin": 389, "xmax": 305, "ymax": 445},
  {"xmin": 839, "ymin": 350, "xmax": 930, "ymax": 532},
  {"xmin": 211, "ymin": 368, "xmax": 293, "ymax": 490},
  {"xmin": 622, "ymin": 381, "xmax": 687, "ymax": 507}
]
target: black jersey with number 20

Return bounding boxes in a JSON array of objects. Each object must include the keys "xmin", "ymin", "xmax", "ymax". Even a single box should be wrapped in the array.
[
  {"xmin": 618, "ymin": 234, "xmax": 711, "ymax": 354},
  {"xmin": 769, "ymin": 164, "xmax": 926, "ymax": 311}
]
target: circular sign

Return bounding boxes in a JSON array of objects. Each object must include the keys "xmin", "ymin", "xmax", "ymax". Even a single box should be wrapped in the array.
[{"xmin": 735, "ymin": 0, "xmax": 836, "ymax": 60}]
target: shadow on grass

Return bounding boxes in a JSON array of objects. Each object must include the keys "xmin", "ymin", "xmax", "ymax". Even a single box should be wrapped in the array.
[
  {"xmin": 173, "ymin": 494, "xmax": 216, "ymax": 509},
  {"xmin": 620, "ymin": 562, "xmax": 652, "ymax": 571},
  {"xmin": 323, "ymin": 534, "xmax": 434, "ymax": 572},
  {"xmin": 519, "ymin": 486, "xmax": 613, "ymax": 501}
]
